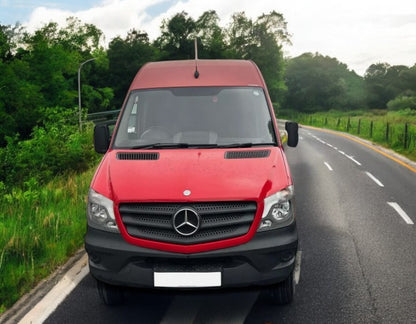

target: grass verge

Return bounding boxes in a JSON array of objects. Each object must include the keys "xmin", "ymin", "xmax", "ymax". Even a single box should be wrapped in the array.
[
  {"xmin": 279, "ymin": 109, "xmax": 416, "ymax": 162},
  {"xmin": 0, "ymin": 167, "xmax": 95, "ymax": 314}
]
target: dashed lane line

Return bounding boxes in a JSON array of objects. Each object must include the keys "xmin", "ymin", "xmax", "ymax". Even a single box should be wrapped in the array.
[
  {"xmin": 302, "ymin": 125, "xmax": 416, "ymax": 174},
  {"xmin": 387, "ymin": 202, "xmax": 414, "ymax": 225},
  {"xmin": 309, "ymin": 134, "xmax": 362, "ymax": 166},
  {"xmin": 324, "ymin": 162, "xmax": 333, "ymax": 171},
  {"xmin": 365, "ymin": 172, "xmax": 384, "ymax": 187},
  {"xmin": 305, "ymin": 129, "xmax": 414, "ymax": 228}
]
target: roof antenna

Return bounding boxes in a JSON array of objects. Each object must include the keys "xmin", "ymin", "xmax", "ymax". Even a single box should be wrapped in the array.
[{"xmin": 194, "ymin": 38, "xmax": 199, "ymax": 79}]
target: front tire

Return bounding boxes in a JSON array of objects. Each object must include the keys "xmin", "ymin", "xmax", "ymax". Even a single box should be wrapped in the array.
[
  {"xmin": 267, "ymin": 271, "xmax": 294, "ymax": 304},
  {"xmin": 96, "ymin": 280, "xmax": 124, "ymax": 306}
]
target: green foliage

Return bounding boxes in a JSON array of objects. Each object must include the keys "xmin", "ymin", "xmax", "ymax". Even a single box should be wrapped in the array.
[
  {"xmin": 107, "ymin": 30, "xmax": 160, "ymax": 109},
  {"xmin": 364, "ymin": 63, "xmax": 416, "ymax": 109},
  {"xmin": 0, "ymin": 167, "xmax": 95, "ymax": 312},
  {"xmin": 0, "ymin": 18, "xmax": 112, "ymax": 142},
  {"xmin": 284, "ymin": 53, "xmax": 366, "ymax": 112},
  {"xmin": 387, "ymin": 95, "xmax": 416, "ymax": 111},
  {"xmin": 156, "ymin": 11, "xmax": 197, "ymax": 60},
  {"xmin": 0, "ymin": 107, "xmax": 99, "ymax": 190},
  {"xmin": 226, "ymin": 11, "xmax": 289, "ymax": 103},
  {"xmin": 283, "ymin": 110, "xmax": 416, "ymax": 161}
]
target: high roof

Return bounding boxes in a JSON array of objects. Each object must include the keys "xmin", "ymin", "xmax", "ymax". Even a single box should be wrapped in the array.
[{"xmin": 129, "ymin": 59, "xmax": 266, "ymax": 90}]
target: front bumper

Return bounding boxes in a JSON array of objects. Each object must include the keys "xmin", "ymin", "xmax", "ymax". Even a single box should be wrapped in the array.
[{"xmin": 85, "ymin": 222, "xmax": 298, "ymax": 289}]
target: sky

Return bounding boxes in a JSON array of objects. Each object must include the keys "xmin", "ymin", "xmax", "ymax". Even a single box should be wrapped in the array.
[{"xmin": 1, "ymin": 0, "xmax": 415, "ymax": 75}]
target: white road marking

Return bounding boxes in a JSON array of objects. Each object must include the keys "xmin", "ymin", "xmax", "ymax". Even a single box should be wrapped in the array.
[
  {"xmin": 346, "ymin": 155, "xmax": 362, "ymax": 166},
  {"xmin": 19, "ymin": 254, "xmax": 89, "ymax": 324},
  {"xmin": 387, "ymin": 202, "xmax": 414, "ymax": 225},
  {"xmin": 365, "ymin": 172, "xmax": 384, "ymax": 187},
  {"xmin": 294, "ymin": 251, "xmax": 302, "ymax": 285},
  {"xmin": 324, "ymin": 162, "xmax": 333, "ymax": 171},
  {"xmin": 308, "ymin": 132, "xmax": 363, "ymax": 166}
]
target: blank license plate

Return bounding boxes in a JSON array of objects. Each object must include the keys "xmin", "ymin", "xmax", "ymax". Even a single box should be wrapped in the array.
[{"xmin": 154, "ymin": 272, "xmax": 221, "ymax": 288}]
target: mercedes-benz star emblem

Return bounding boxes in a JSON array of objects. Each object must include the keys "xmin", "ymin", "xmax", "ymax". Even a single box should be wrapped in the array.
[{"xmin": 173, "ymin": 208, "xmax": 200, "ymax": 236}]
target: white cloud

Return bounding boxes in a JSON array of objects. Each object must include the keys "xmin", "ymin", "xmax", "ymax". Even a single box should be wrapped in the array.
[{"xmin": 22, "ymin": 0, "xmax": 416, "ymax": 75}]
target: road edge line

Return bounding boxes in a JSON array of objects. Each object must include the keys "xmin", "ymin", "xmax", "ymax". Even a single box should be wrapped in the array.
[
  {"xmin": 19, "ymin": 254, "xmax": 89, "ymax": 324},
  {"xmin": 0, "ymin": 249, "xmax": 87, "ymax": 324}
]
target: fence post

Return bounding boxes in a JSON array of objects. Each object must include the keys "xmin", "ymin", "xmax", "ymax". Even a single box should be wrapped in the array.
[
  {"xmin": 385, "ymin": 122, "xmax": 389, "ymax": 142},
  {"xmin": 347, "ymin": 117, "xmax": 351, "ymax": 132},
  {"xmin": 337, "ymin": 118, "xmax": 341, "ymax": 128},
  {"xmin": 404, "ymin": 123, "xmax": 408, "ymax": 149},
  {"xmin": 357, "ymin": 119, "xmax": 361, "ymax": 135},
  {"xmin": 370, "ymin": 121, "xmax": 373, "ymax": 138}
]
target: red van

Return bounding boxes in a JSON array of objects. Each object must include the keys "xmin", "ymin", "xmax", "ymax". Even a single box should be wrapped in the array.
[{"xmin": 85, "ymin": 59, "xmax": 299, "ymax": 305}]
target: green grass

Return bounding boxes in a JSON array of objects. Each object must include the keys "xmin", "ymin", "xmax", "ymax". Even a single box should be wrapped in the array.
[
  {"xmin": 0, "ymin": 167, "xmax": 95, "ymax": 313},
  {"xmin": 279, "ymin": 109, "xmax": 416, "ymax": 162}
]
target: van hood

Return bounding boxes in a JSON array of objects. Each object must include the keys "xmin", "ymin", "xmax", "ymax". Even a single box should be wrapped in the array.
[{"xmin": 91, "ymin": 148, "xmax": 291, "ymax": 203}]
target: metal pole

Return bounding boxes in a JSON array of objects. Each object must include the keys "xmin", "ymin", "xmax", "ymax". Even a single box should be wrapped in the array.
[{"xmin": 78, "ymin": 58, "xmax": 96, "ymax": 131}]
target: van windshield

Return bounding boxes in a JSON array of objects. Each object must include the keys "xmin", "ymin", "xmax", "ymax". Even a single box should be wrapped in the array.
[{"xmin": 113, "ymin": 87, "xmax": 276, "ymax": 149}]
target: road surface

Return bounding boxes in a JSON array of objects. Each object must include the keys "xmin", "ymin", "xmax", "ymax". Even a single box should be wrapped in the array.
[{"xmin": 21, "ymin": 125, "xmax": 416, "ymax": 323}]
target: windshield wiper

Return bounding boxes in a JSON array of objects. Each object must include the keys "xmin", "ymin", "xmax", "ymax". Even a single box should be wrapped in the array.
[
  {"xmin": 131, "ymin": 143, "xmax": 189, "ymax": 149},
  {"xmin": 215, "ymin": 142, "xmax": 277, "ymax": 148},
  {"xmin": 130, "ymin": 142, "xmax": 277, "ymax": 150}
]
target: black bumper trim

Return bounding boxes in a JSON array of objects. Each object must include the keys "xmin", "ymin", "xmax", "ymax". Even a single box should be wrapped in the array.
[{"xmin": 85, "ymin": 223, "xmax": 298, "ymax": 289}]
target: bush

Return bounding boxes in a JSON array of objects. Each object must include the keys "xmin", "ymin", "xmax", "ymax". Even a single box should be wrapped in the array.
[
  {"xmin": 387, "ymin": 96, "xmax": 416, "ymax": 111},
  {"xmin": 0, "ymin": 107, "xmax": 99, "ymax": 190}
]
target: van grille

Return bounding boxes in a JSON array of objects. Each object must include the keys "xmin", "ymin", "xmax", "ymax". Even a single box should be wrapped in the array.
[{"xmin": 119, "ymin": 202, "xmax": 257, "ymax": 245}]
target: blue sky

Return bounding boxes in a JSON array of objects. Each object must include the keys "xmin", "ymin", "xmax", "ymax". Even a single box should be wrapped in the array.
[
  {"xmin": 0, "ymin": 0, "xmax": 173, "ymax": 25},
  {"xmin": 0, "ymin": 0, "xmax": 99, "ymax": 24},
  {"xmin": 1, "ymin": 0, "xmax": 415, "ymax": 75}
]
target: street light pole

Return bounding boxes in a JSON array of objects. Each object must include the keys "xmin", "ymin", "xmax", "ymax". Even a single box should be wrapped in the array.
[{"xmin": 78, "ymin": 58, "xmax": 96, "ymax": 131}]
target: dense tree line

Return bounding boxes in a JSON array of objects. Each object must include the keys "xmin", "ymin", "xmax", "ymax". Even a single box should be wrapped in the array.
[
  {"xmin": 0, "ymin": 11, "xmax": 291, "ymax": 146},
  {"xmin": 1, "ymin": 10, "xmax": 415, "ymax": 148}
]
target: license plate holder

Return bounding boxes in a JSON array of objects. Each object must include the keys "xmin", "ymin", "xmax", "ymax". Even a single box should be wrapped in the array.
[{"xmin": 154, "ymin": 272, "xmax": 221, "ymax": 288}]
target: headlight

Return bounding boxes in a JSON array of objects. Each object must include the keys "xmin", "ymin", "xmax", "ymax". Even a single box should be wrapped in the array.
[
  {"xmin": 87, "ymin": 189, "xmax": 119, "ymax": 232},
  {"xmin": 257, "ymin": 185, "xmax": 295, "ymax": 232}
]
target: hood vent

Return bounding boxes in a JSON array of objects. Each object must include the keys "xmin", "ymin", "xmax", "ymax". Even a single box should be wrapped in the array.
[
  {"xmin": 117, "ymin": 152, "xmax": 159, "ymax": 160},
  {"xmin": 225, "ymin": 150, "xmax": 271, "ymax": 159}
]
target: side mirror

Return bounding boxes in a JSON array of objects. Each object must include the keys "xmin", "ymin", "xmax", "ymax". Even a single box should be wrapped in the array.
[
  {"xmin": 94, "ymin": 124, "xmax": 111, "ymax": 154},
  {"xmin": 285, "ymin": 121, "xmax": 299, "ymax": 147}
]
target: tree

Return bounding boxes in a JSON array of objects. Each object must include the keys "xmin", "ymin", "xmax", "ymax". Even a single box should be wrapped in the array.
[
  {"xmin": 155, "ymin": 11, "xmax": 197, "ymax": 60},
  {"xmin": 227, "ymin": 11, "xmax": 290, "ymax": 103},
  {"xmin": 107, "ymin": 30, "xmax": 159, "ymax": 108},
  {"xmin": 284, "ymin": 53, "xmax": 365, "ymax": 112},
  {"xmin": 0, "ymin": 18, "xmax": 110, "ymax": 143},
  {"xmin": 364, "ymin": 63, "xmax": 414, "ymax": 109},
  {"xmin": 194, "ymin": 10, "xmax": 228, "ymax": 59}
]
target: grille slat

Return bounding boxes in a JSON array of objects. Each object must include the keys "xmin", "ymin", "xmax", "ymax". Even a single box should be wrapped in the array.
[
  {"xmin": 119, "ymin": 201, "xmax": 257, "ymax": 245},
  {"xmin": 201, "ymin": 214, "xmax": 254, "ymax": 229}
]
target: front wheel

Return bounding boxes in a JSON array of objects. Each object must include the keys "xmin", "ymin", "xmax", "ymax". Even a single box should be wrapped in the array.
[
  {"xmin": 96, "ymin": 280, "xmax": 124, "ymax": 306},
  {"xmin": 267, "ymin": 271, "xmax": 294, "ymax": 305}
]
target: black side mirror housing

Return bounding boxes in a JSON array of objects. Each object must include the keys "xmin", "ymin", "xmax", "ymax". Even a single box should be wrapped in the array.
[
  {"xmin": 285, "ymin": 121, "xmax": 299, "ymax": 147},
  {"xmin": 94, "ymin": 124, "xmax": 111, "ymax": 154}
]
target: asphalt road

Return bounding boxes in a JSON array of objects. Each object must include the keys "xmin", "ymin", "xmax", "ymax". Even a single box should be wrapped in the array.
[{"xmin": 41, "ymin": 126, "xmax": 416, "ymax": 323}]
